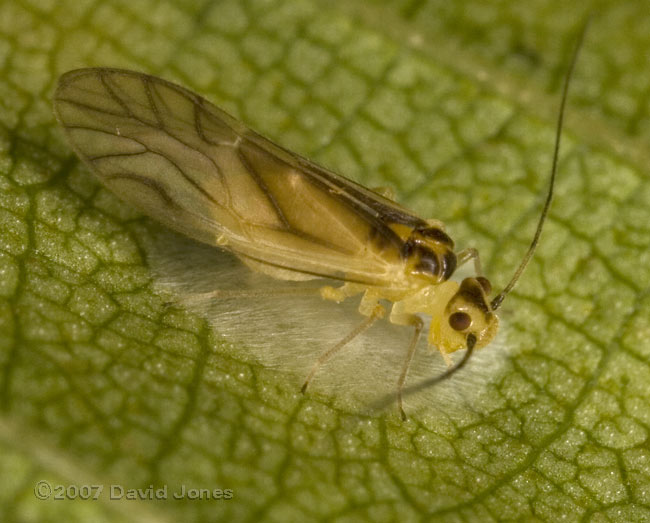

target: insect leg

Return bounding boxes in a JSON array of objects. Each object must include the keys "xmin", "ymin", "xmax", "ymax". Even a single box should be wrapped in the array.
[
  {"xmin": 320, "ymin": 282, "xmax": 365, "ymax": 303},
  {"xmin": 389, "ymin": 313, "xmax": 424, "ymax": 420},
  {"xmin": 301, "ymin": 304, "xmax": 385, "ymax": 393},
  {"xmin": 439, "ymin": 348, "xmax": 454, "ymax": 367},
  {"xmin": 456, "ymin": 247, "xmax": 483, "ymax": 276}
]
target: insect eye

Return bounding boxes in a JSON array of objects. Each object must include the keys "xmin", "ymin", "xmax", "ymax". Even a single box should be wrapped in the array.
[{"xmin": 449, "ymin": 311, "xmax": 472, "ymax": 331}]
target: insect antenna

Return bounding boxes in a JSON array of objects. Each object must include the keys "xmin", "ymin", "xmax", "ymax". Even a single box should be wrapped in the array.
[
  {"xmin": 372, "ymin": 21, "xmax": 590, "ymax": 417},
  {"xmin": 371, "ymin": 334, "xmax": 477, "ymax": 413},
  {"xmin": 490, "ymin": 19, "xmax": 589, "ymax": 311},
  {"xmin": 403, "ymin": 334, "xmax": 476, "ymax": 401}
]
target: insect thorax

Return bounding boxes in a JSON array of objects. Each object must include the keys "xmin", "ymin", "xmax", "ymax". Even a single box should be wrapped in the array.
[{"xmin": 400, "ymin": 227, "xmax": 457, "ymax": 283}]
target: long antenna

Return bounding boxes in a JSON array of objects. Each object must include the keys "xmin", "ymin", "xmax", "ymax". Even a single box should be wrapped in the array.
[
  {"xmin": 371, "ymin": 334, "xmax": 477, "ymax": 412},
  {"xmin": 491, "ymin": 19, "xmax": 589, "ymax": 311},
  {"xmin": 372, "ymin": 21, "xmax": 591, "ymax": 417},
  {"xmin": 403, "ymin": 334, "xmax": 476, "ymax": 398}
]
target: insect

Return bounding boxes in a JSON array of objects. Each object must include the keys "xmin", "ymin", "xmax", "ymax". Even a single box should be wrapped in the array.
[{"xmin": 53, "ymin": 27, "xmax": 585, "ymax": 419}]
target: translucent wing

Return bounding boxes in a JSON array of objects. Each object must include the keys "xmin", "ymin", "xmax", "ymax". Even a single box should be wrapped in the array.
[{"xmin": 54, "ymin": 68, "xmax": 428, "ymax": 284}]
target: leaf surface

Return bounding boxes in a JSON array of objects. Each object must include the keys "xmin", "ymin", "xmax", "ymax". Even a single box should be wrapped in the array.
[{"xmin": 1, "ymin": 0, "xmax": 649, "ymax": 521}]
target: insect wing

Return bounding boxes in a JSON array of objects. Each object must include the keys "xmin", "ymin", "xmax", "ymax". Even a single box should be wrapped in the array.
[{"xmin": 54, "ymin": 68, "xmax": 425, "ymax": 284}]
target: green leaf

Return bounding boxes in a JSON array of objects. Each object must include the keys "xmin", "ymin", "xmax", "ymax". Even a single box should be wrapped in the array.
[{"xmin": 1, "ymin": 0, "xmax": 650, "ymax": 521}]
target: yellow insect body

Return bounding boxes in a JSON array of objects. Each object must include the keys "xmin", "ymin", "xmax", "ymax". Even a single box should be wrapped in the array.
[{"xmin": 53, "ymin": 44, "xmax": 581, "ymax": 417}]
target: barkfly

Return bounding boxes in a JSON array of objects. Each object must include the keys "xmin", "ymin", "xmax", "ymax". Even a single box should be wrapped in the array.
[{"xmin": 53, "ymin": 25, "xmax": 586, "ymax": 419}]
